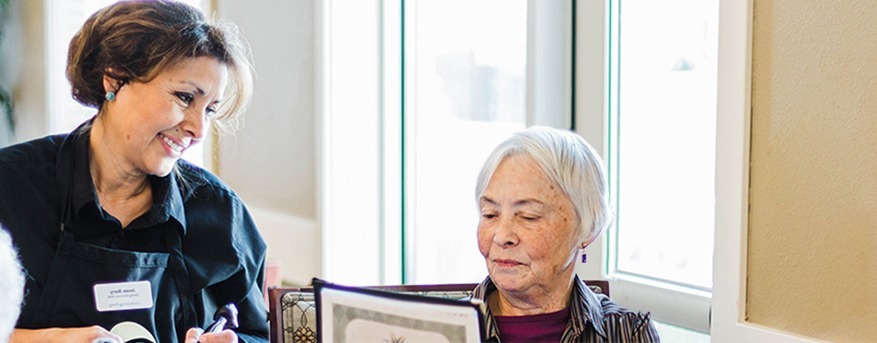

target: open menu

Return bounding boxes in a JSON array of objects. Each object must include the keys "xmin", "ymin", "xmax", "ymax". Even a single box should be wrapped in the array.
[
  {"xmin": 109, "ymin": 321, "xmax": 156, "ymax": 343},
  {"xmin": 313, "ymin": 278, "xmax": 485, "ymax": 343}
]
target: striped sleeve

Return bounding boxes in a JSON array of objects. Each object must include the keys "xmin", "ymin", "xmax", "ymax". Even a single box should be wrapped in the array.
[{"xmin": 601, "ymin": 311, "xmax": 661, "ymax": 342}]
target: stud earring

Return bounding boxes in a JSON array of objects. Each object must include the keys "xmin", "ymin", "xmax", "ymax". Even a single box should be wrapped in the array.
[{"xmin": 105, "ymin": 91, "xmax": 116, "ymax": 102}]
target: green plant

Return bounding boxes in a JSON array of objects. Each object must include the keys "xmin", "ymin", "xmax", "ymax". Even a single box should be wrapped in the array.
[
  {"xmin": 0, "ymin": 87, "xmax": 10, "ymax": 131},
  {"xmin": 0, "ymin": 0, "xmax": 12, "ymax": 132}
]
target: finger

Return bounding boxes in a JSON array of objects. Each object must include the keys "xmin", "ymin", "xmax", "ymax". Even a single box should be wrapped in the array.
[
  {"xmin": 90, "ymin": 333, "xmax": 122, "ymax": 343},
  {"xmin": 107, "ymin": 332, "xmax": 124, "ymax": 342},
  {"xmin": 185, "ymin": 327, "xmax": 204, "ymax": 343},
  {"xmin": 198, "ymin": 329, "xmax": 238, "ymax": 343},
  {"xmin": 87, "ymin": 326, "xmax": 123, "ymax": 343}
]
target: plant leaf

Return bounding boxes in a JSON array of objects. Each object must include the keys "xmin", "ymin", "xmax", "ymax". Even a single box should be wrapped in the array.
[{"xmin": 0, "ymin": 86, "xmax": 12, "ymax": 131}]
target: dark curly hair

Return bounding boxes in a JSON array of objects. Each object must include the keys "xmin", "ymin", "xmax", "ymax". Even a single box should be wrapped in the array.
[{"xmin": 66, "ymin": 0, "xmax": 254, "ymax": 133}]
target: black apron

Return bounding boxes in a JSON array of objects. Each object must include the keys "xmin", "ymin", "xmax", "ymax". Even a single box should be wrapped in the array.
[{"xmin": 28, "ymin": 132, "xmax": 198, "ymax": 342}]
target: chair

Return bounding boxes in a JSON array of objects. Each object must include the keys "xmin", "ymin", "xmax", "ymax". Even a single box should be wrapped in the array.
[{"xmin": 267, "ymin": 280, "xmax": 609, "ymax": 343}]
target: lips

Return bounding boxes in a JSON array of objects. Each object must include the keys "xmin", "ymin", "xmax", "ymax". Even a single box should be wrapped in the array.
[
  {"xmin": 493, "ymin": 258, "xmax": 524, "ymax": 268},
  {"xmin": 159, "ymin": 133, "xmax": 186, "ymax": 156}
]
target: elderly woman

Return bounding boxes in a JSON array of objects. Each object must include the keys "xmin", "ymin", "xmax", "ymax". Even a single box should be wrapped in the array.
[
  {"xmin": 0, "ymin": 1, "xmax": 265, "ymax": 342},
  {"xmin": 471, "ymin": 126, "xmax": 659, "ymax": 342}
]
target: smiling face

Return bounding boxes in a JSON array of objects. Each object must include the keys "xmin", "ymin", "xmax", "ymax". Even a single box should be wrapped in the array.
[
  {"xmin": 478, "ymin": 154, "xmax": 581, "ymax": 300},
  {"xmin": 100, "ymin": 56, "xmax": 228, "ymax": 177}
]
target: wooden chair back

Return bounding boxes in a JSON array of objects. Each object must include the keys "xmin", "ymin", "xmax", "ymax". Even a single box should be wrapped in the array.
[{"xmin": 267, "ymin": 280, "xmax": 609, "ymax": 343}]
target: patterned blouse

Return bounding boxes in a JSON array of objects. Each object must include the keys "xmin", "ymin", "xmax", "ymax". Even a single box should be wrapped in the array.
[{"xmin": 471, "ymin": 275, "xmax": 660, "ymax": 342}]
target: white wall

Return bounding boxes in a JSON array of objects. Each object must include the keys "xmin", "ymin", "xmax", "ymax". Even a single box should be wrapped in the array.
[{"xmin": 215, "ymin": 0, "xmax": 321, "ymax": 286}]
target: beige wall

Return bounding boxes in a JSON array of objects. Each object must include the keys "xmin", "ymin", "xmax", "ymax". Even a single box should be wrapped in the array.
[{"xmin": 748, "ymin": 1, "xmax": 877, "ymax": 341}]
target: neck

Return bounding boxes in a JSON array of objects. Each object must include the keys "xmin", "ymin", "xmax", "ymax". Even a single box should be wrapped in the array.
[
  {"xmin": 490, "ymin": 272, "xmax": 576, "ymax": 316},
  {"xmin": 89, "ymin": 115, "xmax": 152, "ymax": 227}
]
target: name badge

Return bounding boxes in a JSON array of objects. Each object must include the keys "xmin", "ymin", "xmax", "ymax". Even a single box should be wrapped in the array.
[{"xmin": 93, "ymin": 281, "xmax": 154, "ymax": 312}]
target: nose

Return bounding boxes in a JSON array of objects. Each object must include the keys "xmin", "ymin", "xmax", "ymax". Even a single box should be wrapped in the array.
[
  {"xmin": 492, "ymin": 217, "xmax": 519, "ymax": 248},
  {"xmin": 179, "ymin": 108, "xmax": 209, "ymax": 140}
]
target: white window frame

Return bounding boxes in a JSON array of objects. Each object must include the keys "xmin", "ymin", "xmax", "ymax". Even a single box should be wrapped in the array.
[
  {"xmin": 578, "ymin": 0, "xmax": 832, "ymax": 340},
  {"xmin": 319, "ymin": 0, "xmax": 387, "ymax": 286},
  {"xmin": 399, "ymin": 0, "xmax": 571, "ymax": 283},
  {"xmin": 322, "ymin": 0, "xmax": 802, "ymax": 338},
  {"xmin": 322, "ymin": 0, "xmax": 572, "ymax": 286},
  {"xmin": 574, "ymin": 0, "xmax": 709, "ymax": 333},
  {"xmin": 709, "ymin": 0, "xmax": 821, "ymax": 341}
]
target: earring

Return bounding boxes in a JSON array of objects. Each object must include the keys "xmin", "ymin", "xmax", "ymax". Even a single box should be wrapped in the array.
[
  {"xmin": 581, "ymin": 253, "xmax": 587, "ymax": 264},
  {"xmin": 105, "ymin": 91, "xmax": 116, "ymax": 102}
]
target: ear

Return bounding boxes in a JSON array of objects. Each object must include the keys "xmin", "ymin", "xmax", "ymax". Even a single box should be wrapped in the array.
[
  {"xmin": 102, "ymin": 68, "xmax": 124, "ymax": 94},
  {"xmin": 580, "ymin": 235, "xmax": 597, "ymax": 249}
]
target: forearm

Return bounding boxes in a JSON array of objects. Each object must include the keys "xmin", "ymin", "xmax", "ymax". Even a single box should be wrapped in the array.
[
  {"xmin": 12, "ymin": 328, "xmax": 65, "ymax": 342},
  {"xmin": 11, "ymin": 326, "xmax": 122, "ymax": 342},
  {"xmin": 10, "ymin": 328, "xmax": 44, "ymax": 343}
]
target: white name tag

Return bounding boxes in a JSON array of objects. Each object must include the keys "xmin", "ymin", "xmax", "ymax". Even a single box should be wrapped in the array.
[{"xmin": 93, "ymin": 281, "xmax": 154, "ymax": 312}]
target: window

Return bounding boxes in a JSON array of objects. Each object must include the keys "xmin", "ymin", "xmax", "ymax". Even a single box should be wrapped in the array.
[
  {"xmin": 404, "ymin": 0, "xmax": 575, "ymax": 285},
  {"xmin": 581, "ymin": 0, "xmax": 718, "ymax": 333},
  {"xmin": 608, "ymin": 0, "xmax": 717, "ymax": 291},
  {"xmin": 322, "ymin": 0, "xmax": 571, "ymax": 285},
  {"xmin": 323, "ymin": 0, "xmax": 716, "ymax": 335},
  {"xmin": 404, "ymin": 0, "xmax": 526, "ymax": 284},
  {"xmin": 46, "ymin": 0, "xmax": 208, "ymax": 167}
]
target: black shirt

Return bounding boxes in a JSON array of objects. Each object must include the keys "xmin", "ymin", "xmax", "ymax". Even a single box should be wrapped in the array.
[{"xmin": 0, "ymin": 122, "xmax": 269, "ymax": 342}]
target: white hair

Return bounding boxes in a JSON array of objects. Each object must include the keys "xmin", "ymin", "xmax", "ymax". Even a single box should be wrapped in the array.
[
  {"xmin": 475, "ymin": 126, "xmax": 613, "ymax": 247},
  {"xmin": 0, "ymin": 228, "xmax": 24, "ymax": 341}
]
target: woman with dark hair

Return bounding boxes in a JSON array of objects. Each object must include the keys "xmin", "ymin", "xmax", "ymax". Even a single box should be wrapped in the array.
[{"xmin": 0, "ymin": 1, "xmax": 266, "ymax": 341}]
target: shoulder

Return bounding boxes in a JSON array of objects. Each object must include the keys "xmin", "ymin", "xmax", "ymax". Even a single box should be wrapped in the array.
[
  {"xmin": 597, "ymin": 296, "xmax": 653, "ymax": 323},
  {"xmin": 176, "ymin": 160, "xmax": 266, "ymax": 289},
  {"xmin": 0, "ymin": 136, "xmax": 67, "ymax": 265},
  {"xmin": 177, "ymin": 159, "xmax": 225, "ymax": 189},
  {"xmin": 175, "ymin": 159, "xmax": 240, "ymax": 201},
  {"xmin": 593, "ymin": 295, "xmax": 659, "ymax": 341},
  {"xmin": 174, "ymin": 160, "xmax": 255, "ymax": 234},
  {"xmin": 0, "ymin": 134, "xmax": 65, "ymax": 164},
  {"xmin": 0, "ymin": 135, "xmax": 66, "ymax": 191},
  {"xmin": 174, "ymin": 160, "xmax": 265, "ymax": 252},
  {"xmin": 570, "ymin": 277, "xmax": 659, "ymax": 341}
]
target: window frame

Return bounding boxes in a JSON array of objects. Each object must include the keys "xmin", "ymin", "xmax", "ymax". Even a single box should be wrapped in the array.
[
  {"xmin": 322, "ymin": 0, "xmax": 573, "ymax": 286},
  {"xmin": 575, "ymin": 0, "xmax": 826, "ymax": 339},
  {"xmin": 574, "ymin": 0, "xmax": 713, "ymax": 333},
  {"xmin": 319, "ymin": 0, "xmax": 387, "ymax": 286},
  {"xmin": 399, "ymin": 0, "xmax": 572, "ymax": 284},
  {"xmin": 709, "ymin": 0, "xmax": 819, "ymax": 340},
  {"xmin": 323, "ymin": 1, "xmax": 789, "ymax": 337}
]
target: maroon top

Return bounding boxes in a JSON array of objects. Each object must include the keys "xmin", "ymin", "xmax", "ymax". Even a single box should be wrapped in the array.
[{"xmin": 494, "ymin": 307, "xmax": 570, "ymax": 343}]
